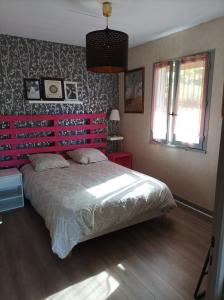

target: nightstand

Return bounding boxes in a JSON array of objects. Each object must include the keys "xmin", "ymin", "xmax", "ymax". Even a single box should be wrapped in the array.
[
  {"xmin": 0, "ymin": 168, "xmax": 24, "ymax": 212},
  {"xmin": 108, "ymin": 152, "xmax": 132, "ymax": 169}
]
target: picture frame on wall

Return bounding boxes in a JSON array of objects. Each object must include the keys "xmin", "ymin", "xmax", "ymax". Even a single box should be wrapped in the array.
[
  {"xmin": 64, "ymin": 81, "xmax": 78, "ymax": 101},
  {"xmin": 124, "ymin": 67, "xmax": 144, "ymax": 113},
  {"xmin": 24, "ymin": 79, "xmax": 41, "ymax": 100},
  {"xmin": 41, "ymin": 78, "xmax": 64, "ymax": 100}
]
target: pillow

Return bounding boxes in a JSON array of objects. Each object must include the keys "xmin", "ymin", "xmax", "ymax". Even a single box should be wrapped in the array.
[
  {"xmin": 67, "ymin": 148, "xmax": 108, "ymax": 164},
  {"xmin": 29, "ymin": 153, "xmax": 69, "ymax": 171}
]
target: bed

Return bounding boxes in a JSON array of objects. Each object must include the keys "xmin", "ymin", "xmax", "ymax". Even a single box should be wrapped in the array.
[
  {"xmin": 0, "ymin": 113, "xmax": 176, "ymax": 259},
  {"xmin": 21, "ymin": 159, "xmax": 176, "ymax": 258}
]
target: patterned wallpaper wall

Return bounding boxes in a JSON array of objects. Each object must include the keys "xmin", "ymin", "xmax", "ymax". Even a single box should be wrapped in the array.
[{"xmin": 0, "ymin": 34, "xmax": 119, "ymax": 128}]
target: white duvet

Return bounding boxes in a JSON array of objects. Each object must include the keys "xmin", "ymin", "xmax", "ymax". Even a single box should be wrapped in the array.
[{"xmin": 21, "ymin": 160, "xmax": 176, "ymax": 259}]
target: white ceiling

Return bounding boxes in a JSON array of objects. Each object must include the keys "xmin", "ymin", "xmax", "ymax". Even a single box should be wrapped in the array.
[{"xmin": 0, "ymin": 0, "xmax": 224, "ymax": 48}]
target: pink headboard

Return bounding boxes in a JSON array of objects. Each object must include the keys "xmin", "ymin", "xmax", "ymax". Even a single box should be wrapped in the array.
[{"xmin": 0, "ymin": 113, "xmax": 107, "ymax": 169}]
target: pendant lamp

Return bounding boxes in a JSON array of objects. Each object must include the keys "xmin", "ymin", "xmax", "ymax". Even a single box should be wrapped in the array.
[{"xmin": 86, "ymin": 1, "xmax": 128, "ymax": 73}]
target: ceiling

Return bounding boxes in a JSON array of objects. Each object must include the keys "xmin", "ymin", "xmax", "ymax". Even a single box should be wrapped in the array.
[{"xmin": 0, "ymin": 0, "xmax": 224, "ymax": 48}]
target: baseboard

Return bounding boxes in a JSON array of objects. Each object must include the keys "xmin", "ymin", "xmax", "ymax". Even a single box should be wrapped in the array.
[{"xmin": 174, "ymin": 195, "xmax": 213, "ymax": 219}]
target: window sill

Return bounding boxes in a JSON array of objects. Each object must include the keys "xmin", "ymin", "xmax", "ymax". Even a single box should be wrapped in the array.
[{"xmin": 150, "ymin": 140, "xmax": 207, "ymax": 154}]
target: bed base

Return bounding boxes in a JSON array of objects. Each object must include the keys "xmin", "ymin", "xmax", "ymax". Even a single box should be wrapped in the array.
[{"xmin": 79, "ymin": 208, "xmax": 170, "ymax": 244}]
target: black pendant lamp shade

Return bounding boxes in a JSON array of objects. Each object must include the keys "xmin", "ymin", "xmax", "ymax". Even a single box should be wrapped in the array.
[
  {"xmin": 86, "ymin": 2, "xmax": 128, "ymax": 73},
  {"xmin": 86, "ymin": 28, "xmax": 128, "ymax": 73}
]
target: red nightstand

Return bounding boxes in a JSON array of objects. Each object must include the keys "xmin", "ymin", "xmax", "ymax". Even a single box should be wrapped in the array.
[{"xmin": 107, "ymin": 152, "xmax": 132, "ymax": 169}]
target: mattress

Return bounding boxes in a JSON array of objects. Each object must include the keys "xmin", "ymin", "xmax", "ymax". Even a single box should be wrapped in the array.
[{"xmin": 21, "ymin": 160, "xmax": 176, "ymax": 259}]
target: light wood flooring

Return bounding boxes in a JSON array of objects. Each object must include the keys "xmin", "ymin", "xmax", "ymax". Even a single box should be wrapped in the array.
[{"xmin": 0, "ymin": 204, "xmax": 212, "ymax": 300}]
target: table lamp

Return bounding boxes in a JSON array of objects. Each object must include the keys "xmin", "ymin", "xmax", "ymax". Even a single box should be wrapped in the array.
[{"xmin": 109, "ymin": 109, "xmax": 120, "ymax": 136}]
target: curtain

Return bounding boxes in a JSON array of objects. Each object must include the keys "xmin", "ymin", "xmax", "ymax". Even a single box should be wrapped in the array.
[{"xmin": 151, "ymin": 62, "xmax": 170, "ymax": 141}]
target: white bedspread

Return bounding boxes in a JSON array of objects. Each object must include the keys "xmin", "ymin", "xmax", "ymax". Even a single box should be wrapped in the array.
[{"xmin": 21, "ymin": 160, "xmax": 176, "ymax": 259}]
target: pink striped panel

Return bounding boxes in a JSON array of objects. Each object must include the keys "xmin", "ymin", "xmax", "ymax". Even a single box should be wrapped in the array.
[{"xmin": 0, "ymin": 113, "xmax": 107, "ymax": 168}]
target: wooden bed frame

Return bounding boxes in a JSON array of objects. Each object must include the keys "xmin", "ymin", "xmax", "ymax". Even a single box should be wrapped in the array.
[
  {"xmin": 0, "ymin": 113, "xmax": 176, "ymax": 260},
  {"xmin": 0, "ymin": 113, "xmax": 107, "ymax": 169}
]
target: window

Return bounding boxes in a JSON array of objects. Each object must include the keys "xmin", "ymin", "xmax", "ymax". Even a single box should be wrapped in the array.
[{"xmin": 151, "ymin": 52, "xmax": 213, "ymax": 151}]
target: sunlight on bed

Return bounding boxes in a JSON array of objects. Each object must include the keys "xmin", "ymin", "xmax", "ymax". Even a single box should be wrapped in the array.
[
  {"xmin": 130, "ymin": 183, "xmax": 156, "ymax": 195},
  {"xmin": 87, "ymin": 174, "xmax": 136, "ymax": 198},
  {"xmin": 45, "ymin": 271, "xmax": 119, "ymax": 300}
]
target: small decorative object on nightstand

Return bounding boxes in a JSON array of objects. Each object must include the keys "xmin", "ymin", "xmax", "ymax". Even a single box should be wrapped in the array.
[
  {"xmin": 0, "ymin": 168, "xmax": 24, "ymax": 212},
  {"xmin": 108, "ymin": 152, "xmax": 132, "ymax": 169},
  {"xmin": 107, "ymin": 135, "xmax": 124, "ymax": 152},
  {"xmin": 107, "ymin": 135, "xmax": 124, "ymax": 142}
]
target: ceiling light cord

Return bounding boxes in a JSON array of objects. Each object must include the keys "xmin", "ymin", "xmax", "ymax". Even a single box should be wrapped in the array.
[{"xmin": 103, "ymin": 2, "xmax": 111, "ymax": 29}]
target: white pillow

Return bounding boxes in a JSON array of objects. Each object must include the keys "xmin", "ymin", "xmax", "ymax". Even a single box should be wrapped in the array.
[
  {"xmin": 67, "ymin": 148, "xmax": 108, "ymax": 164},
  {"xmin": 29, "ymin": 153, "xmax": 70, "ymax": 171}
]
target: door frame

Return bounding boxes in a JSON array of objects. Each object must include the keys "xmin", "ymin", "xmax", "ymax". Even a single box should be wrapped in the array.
[{"xmin": 206, "ymin": 110, "xmax": 224, "ymax": 299}]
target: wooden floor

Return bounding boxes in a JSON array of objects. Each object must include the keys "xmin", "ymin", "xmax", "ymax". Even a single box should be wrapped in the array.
[{"xmin": 0, "ymin": 204, "xmax": 211, "ymax": 300}]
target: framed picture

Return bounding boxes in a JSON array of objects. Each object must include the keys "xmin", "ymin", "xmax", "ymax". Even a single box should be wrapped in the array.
[
  {"xmin": 24, "ymin": 79, "xmax": 41, "ymax": 100},
  {"xmin": 41, "ymin": 78, "xmax": 64, "ymax": 100},
  {"xmin": 124, "ymin": 67, "xmax": 144, "ymax": 113},
  {"xmin": 64, "ymin": 81, "xmax": 78, "ymax": 101}
]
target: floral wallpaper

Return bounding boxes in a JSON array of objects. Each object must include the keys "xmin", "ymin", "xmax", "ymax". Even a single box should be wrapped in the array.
[
  {"xmin": 0, "ymin": 35, "xmax": 119, "ymax": 160},
  {"xmin": 0, "ymin": 34, "xmax": 118, "ymax": 118}
]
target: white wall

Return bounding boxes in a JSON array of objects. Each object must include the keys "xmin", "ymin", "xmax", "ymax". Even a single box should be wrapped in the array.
[{"xmin": 119, "ymin": 17, "xmax": 224, "ymax": 211}]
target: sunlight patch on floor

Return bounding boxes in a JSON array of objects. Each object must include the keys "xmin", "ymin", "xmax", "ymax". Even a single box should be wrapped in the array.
[
  {"xmin": 117, "ymin": 263, "xmax": 126, "ymax": 271},
  {"xmin": 45, "ymin": 271, "xmax": 119, "ymax": 300}
]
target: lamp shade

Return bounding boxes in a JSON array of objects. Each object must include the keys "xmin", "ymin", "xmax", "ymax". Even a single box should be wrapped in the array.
[
  {"xmin": 86, "ymin": 28, "xmax": 128, "ymax": 73},
  {"xmin": 109, "ymin": 109, "xmax": 120, "ymax": 121}
]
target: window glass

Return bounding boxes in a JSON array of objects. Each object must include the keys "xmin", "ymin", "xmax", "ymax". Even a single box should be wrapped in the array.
[
  {"xmin": 173, "ymin": 54, "xmax": 208, "ymax": 145},
  {"xmin": 151, "ymin": 52, "xmax": 211, "ymax": 151}
]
